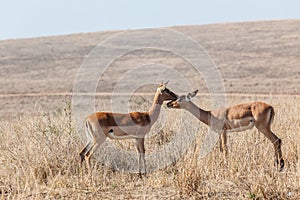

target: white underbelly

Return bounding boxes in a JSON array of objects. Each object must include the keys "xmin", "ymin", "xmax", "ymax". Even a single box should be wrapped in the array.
[
  {"xmin": 107, "ymin": 125, "xmax": 150, "ymax": 139},
  {"xmin": 226, "ymin": 117, "xmax": 255, "ymax": 133}
]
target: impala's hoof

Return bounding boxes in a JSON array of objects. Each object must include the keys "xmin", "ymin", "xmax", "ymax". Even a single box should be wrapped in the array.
[
  {"xmin": 279, "ymin": 159, "xmax": 285, "ymax": 172},
  {"xmin": 138, "ymin": 172, "xmax": 147, "ymax": 179},
  {"xmin": 138, "ymin": 173, "xmax": 143, "ymax": 179}
]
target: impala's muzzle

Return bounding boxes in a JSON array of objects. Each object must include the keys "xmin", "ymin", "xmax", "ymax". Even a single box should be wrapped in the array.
[
  {"xmin": 164, "ymin": 88, "xmax": 178, "ymax": 100},
  {"xmin": 167, "ymin": 99, "xmax": 177, "ymax": 108}
]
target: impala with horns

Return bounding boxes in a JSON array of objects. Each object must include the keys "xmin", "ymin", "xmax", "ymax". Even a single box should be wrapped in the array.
[
  {"xmin": 167, "ymin": 90, "xmax": 284, "ymax": 171},
  {"xmin": 79, "ymin": 81, "xmax": 177, "ymax": 177}
]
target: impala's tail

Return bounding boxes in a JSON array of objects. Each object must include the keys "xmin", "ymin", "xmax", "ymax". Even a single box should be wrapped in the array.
[
  {"xmin": 269, "ymin": 106, "xmax": 275, "ymax": 124},
  {"xmin": 85, "ymin": 119, "xmax": 93, "ymax": 141}
]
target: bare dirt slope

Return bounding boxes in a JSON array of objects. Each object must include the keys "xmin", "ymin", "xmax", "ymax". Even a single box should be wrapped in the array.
[
  {"xmin": 0, "ymin": 19, "xmax": 299, "ymax": 116},
  {"xmin": 1, "ymin": 20, "xmax": 299, "ymax": 94}
]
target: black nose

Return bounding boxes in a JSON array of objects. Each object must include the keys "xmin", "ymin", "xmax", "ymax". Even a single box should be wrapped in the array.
[{"xmin": 167, "ymin": 101, "xmax": 173, "ymax": 108}]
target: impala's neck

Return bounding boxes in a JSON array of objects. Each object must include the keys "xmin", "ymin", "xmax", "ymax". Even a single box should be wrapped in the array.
[
  {"xmin": 148, "ymin": 91, "xmax": 163, "ymax": 125},
  {"xmin": 184, "ymin": 101, "xmax": 211, "ymax": 126}
]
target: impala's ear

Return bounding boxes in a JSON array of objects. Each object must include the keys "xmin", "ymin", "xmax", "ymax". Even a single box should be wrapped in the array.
[
  {"xmin": 158, "ymin": 81, "xmax": 169, "ymax": 93},
  {"xmin": 187, "ymin": 90, "xmax": 198, "ymax": 99},
  {"xmin": 164, "ymin": 80, "xmax": 169, "ymax": 86},
  {"xmin": 185, "ymin": 95, "xmax": 191, "ymax": 101},
  {"xmin": 190, "ymin": 89, "xmax": 198, "ymax": 97},
  {"xmin": 157, "ymin": 84, "xmax": 165, "ymax": 94}
]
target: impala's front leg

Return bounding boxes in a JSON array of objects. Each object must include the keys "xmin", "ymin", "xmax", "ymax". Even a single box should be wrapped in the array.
[
  {"xmin": 136, "ymin": 138, "xmax": 146, "ymax": 177},
  {"xmin": 220, "ymin": 131, "xmax": 228, "ymax": 157}
]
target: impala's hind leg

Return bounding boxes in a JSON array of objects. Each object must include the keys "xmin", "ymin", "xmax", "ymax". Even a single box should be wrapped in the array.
[
  {"xmin": 84, "ymin": 133, "xmax": 107, "ymax": 169},
  {"xmin": 85, "ymin": 142, "xmax": 100, "ymax": 169},
  {"xmin": 80, "ymin": 120, "xmax": 107, "ymax": 170},
  {"xmin": 79, "ymin": 142, "xmax": 92, "ymax": 165},
  {"xmin": 257, "ymin": 126, "xmax": 284, "ymax": 171}
]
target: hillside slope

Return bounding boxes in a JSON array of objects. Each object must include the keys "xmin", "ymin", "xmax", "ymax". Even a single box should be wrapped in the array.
[
  {"xmin": 0, "ymin": 20, "xmax": 299, "ymax": 95},
  {"xmin": 0, "ymin": 20, "xmax": 299, "ymax": 117}
]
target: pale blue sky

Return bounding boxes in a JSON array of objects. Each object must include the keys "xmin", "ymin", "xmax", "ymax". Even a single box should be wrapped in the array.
[{"xmin": 1, "ymin": 0, "xmax": 300, "ymax": 40}]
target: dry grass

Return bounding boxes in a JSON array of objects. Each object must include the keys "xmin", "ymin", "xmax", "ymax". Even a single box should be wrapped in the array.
[{"xmin": 0, "ymin": 95, "xmax": 299, "ymax": 199}]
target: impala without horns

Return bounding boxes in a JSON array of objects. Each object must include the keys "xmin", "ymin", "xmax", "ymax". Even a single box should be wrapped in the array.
[
  {"xmin": 79, "ymin": 81, "xmax": 177, "ymax": 177},
  {"xmin": 167, "ymin": 90, "xmax": 284, "ymax": 171}
]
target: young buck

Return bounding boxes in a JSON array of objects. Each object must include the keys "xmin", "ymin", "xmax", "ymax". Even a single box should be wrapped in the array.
[
  {"xmin": 167, "ymin": 90, "xmax": 284, "ymax": 171},
  {"xmin": 79, "ymin": 81, "xmax": 177, "ymax": 176}
]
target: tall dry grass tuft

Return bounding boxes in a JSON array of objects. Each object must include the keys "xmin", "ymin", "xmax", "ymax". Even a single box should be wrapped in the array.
[
  {"xmin": 175, "ymin": 151, "xmax": 202, "ymax": 197},
  {"xmin": 0, "ymin": 102, "xmax": 81, "ymax": 198}
]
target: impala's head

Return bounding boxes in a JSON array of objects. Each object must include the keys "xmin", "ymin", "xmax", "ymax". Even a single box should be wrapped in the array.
[
  {"xmin": 156, "ymin": 81, "xmax": 178, "ymax": 102},
  {"xmin": 167, "ymin": 89, "xmax": 198, "ymax": 109}
]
